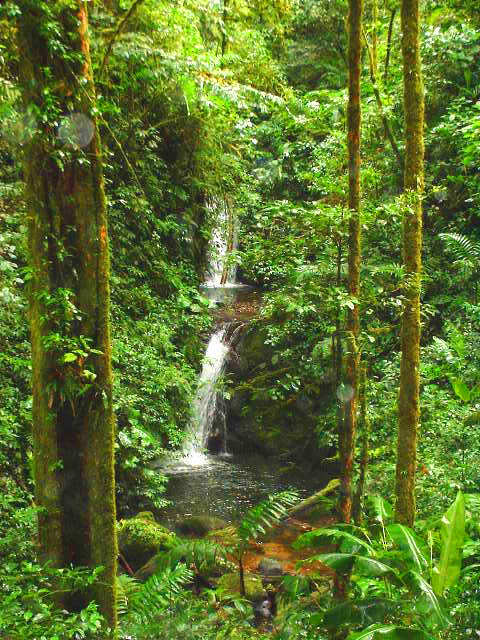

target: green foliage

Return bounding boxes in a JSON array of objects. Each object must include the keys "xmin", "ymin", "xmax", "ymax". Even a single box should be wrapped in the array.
[
  {"xmin": 431, "ymin": 492, "xmax": 465, "ymax": 596},
  {"xmin": 291, "ymin": 493, "xmax": 472, "ymax": 637}
]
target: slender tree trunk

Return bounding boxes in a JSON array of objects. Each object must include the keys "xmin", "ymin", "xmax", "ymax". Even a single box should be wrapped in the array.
[
  {"xmin": 352, "ymin": 364, "xmax": 369, "ymax": 524},
  {"xmin": 371, "ymin": 0, "xmax": 378, "ymax": 76},
  {"xmin": 340, "ymin": 0, "xmax": 363, "ymax": 524},
  {"xmin": 17, "ymin": 1, "xmax": 117, "ymax": 628},
  {"xmin": 364, "ymin": 30, "xmax": 404, "ymax": 172},
  {"xmin": 221, "ymin": 0, "xmax": 229, "ymax": 62},
  {"xmin": 384, "ymin": 8, "xmax": 397, "ymax": 83},
  {"xmin": 395, "ymin": 0, "xmax": 425, "ymax": 527}
]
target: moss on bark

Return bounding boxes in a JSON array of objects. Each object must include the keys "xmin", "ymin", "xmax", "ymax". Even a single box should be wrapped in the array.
[
  {"xmin": 17, "ymin": 1, "xmax": 117, "ymax": 629},
  {"xmin": 395, "ymin": 0, "xmax": 425, "ymax": 527},
  {"xmin": 340, "ymin": 0, "xmax": 363, "ymax": 524}
]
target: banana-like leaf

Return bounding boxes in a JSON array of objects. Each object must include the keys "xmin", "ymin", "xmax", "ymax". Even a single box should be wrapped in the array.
[
  {"xmin": 404, "ymin": 570, "xmax": 449, "ymax": 628},
  {"xmin": 368, "ymin": 496, "xmax": 393, "ymax": 525},
  {"xmin": 324, "ymin": 598, "xmax": 397, "ymax": 628},
  {"xmin": 294, "ymin": 527, "xmax": 373, "ymax": 554},
  {"xmin": 355, "ymin": 556, "xmax": 396, "ymax": 577},
  {"xmin": 303, "ymin": 553, "xmax": 394, "ymax": 577},
  {"xmin": 387, "ymin": 524, "xmax": 428, "ymax": 572},
  {"xmin": 300, "ymin": 552, "xmax": 355, "ymax": 573},
  {"xmin": 432, "ymin": 491, "xmax": 465, "ymax": 596},
  {"xmin": 347, "ymin": 624, "xmax": 435, "ymax": 639}
]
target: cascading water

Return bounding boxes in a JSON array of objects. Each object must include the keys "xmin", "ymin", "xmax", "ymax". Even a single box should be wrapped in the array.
[
  {"xmin": 181, "ymin": 326, "xmax": 230, "ymax": 465},
  {"xmin": 204, "ymin": 198, "xmax": 237, "ymax": 288},
  {"xmin": 178, "ymin": 198, "xmax": 241, "ymax": 467}
]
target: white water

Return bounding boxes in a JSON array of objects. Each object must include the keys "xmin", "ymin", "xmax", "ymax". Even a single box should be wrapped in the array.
[
  {"xmin": 181, "ymin": 327, "xmax": 230, "ymax": 466},
  {"xmin": 204, "ymin": 198, "xmax": 238, "ymax": 287},
  {"xmin": 179, "ymin": 198, "xmax": 238, "ymax": 467}
]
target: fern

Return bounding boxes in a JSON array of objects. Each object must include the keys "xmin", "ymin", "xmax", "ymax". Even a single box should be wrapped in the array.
[
  {"xmin": 128, "ymin": 564, "xmax": 193, "ymax": 623},
  {"xmin": 149, "ymin": 538, "xmax": 231, "ymax": 575},
  {"xmin": 116, "ymin": 573, "xmax": 140, "ymax": 616},
  {"xmin": 237, "ymin": 490, "xmax": 299, "ymax": 544},
  {"xmin": 439, "ymin": 232, "xmax": 480, "ymax": 264}
]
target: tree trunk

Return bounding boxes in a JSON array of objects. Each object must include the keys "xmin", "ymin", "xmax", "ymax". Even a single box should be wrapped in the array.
[
  {"xmin": 364, "ymin": 29, "xmax": 404, "ymax": 172},
  {"xmin": 371, "ymin": 0, "xmax": 378, "ymax": 76},
  {"xmin": 17, "ymin": 1, "xmax": 117, "ymax": 628},
  {"xmin": 384, "ymin": 8, "xmax": 397, "ymax": 83},
  {"xmin": 340, "ymin": 0, "xmax": 363, "ymax": 524},
  {"xmin": 352, "ymin": 364, "xmax": 369, "ymax": 524},
  {"xmin": 395, "ymin": 0, "xmax": 424, "ymax": 527}
]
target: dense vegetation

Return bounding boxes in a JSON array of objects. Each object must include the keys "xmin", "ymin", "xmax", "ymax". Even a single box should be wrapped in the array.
[{"xmin": 0, "ymin": 0, "xmax": 479, "ymax": 638}]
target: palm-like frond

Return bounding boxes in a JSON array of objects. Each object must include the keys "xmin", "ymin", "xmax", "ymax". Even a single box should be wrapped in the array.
[
  {"xmin": 439, "ymin": 232, "xmax": 480, "ymax": 263},
  {"xmin": 237, "ymin": 490, "xmax": 299, "ymax": 544},
  {"xmin": 129, "ymin": 564, "xmax": 193, "ymax": 623}
]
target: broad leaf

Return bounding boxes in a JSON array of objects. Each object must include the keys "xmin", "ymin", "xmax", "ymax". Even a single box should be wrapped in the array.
[
  {"xmin": 368, "ymin": 496, "xmax": 393, "ymax": 525},
  {"xmin": 294, "ymin": 527, "xmax": 373, "ymax": 554},
  {"xmin": 432, "ymin": 491, "xmax": 465, "ymax": 596},
  {"xmin": 348, "ymin": 624, "xmax": 435, "ymax": 639},
  {"xmin": 305, "ymin": 553, "xmax": 394, "ymax": 577},
  {"xmin": 387, "ymin": 524, "xmax": 428, "ymax": 572},
  {"xmin": 449, "ymin": 377, "xmax": 471, "ymax": 403},
  {"xmin": 405, "ymin": 571, "xmax": 449, "ymax": 628},
  {"xmin": 324, "ymin": 598, "xmax": 397, "ymax": 628}
]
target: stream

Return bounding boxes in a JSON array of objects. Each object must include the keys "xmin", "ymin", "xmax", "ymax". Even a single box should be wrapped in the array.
[
  {"xmin": 160, "ymin": 453, "xmax": 326, "ymax": 529},
  {"xmin": 160, "ymin": 197, "xmax": 328, "ymax": 529}
]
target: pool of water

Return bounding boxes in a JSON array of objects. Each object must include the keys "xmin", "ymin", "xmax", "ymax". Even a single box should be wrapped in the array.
[{"xmin": 158, "ymin": 453, "xmax": 330, "ymax": 529}]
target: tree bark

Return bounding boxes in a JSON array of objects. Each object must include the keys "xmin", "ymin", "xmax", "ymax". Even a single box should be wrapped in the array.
[
  {"xmin": 371, "ymin": 0, "xmax": 378, "ymax": 76},
  {"xmin": 352, "ymin": 364, "xmax": 369, "ymax": 524},
  {"xmin": 340, "ymin": 0, "xmax": 363, "ymax": 524},
  {"xmin": 17, "ymin": 1, "xmax": 117, "ymax": 628},
  {"xmin": 384, "ymin": 8, "xmax": 397, "ymax": 83},
  {"xmin": 395, "ymin": 0, "xmax": 424, "ymax": 527},
  {"xmin": 364, "ymin": 29, "xmax": 404, "ymax": 172}
]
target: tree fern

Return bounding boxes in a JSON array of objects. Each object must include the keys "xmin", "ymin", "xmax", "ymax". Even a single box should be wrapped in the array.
[
  {"xmin": 232, "ymin": 490, "xmax": 298, "ymax": 596},
  {"xmin": 237, "ymin": 490, "xmax": 299, "ymax": 544}
]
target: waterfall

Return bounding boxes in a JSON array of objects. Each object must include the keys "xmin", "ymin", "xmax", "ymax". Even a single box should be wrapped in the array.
[
  {"xmin": 204, "ymin": 198, "xmax": 238, "ymax": 288},
  {"xmin": 182, "ymin": 327, "xmax": 230, "ymax": 465},
  {"xmin": 178, "ymin": 198, "xmax": 237, "ymax": 466}
]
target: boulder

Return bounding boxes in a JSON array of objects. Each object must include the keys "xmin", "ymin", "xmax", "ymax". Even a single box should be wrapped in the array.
[
  {"xmin": 258, "ymin": 558, "xmax": 284, "ymax": 579},
  {"xmin": 118, "ymin": 512, "xmax": 177, "ymax": 571},
  {"xmin": 176, "ymin": 515, "xmax": 228, "ymax": 537},
  {"xmin": 217, "ymin": 572, "xmax": 265, "ymax": 600},
  {"xmin": 227, "ymin": 325, "xmax": 335, "ymax": 462}
]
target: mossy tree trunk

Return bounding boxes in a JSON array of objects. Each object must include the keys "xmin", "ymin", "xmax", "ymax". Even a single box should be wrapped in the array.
[
  {"xmin": 384, "ymin": 8, "xmax": 397, "ymax": 83},
  {"xmin": 340, "ymin": 0, "xmax": 363, "ymax": 524},
  {"xmin": 395, "ymin": 0, "xmax": 424, "ymax": 527},
  {"xmin": 352, "ymin": 364, "xmax": 369, "ymax": 524},
  {"xmin": 371, "ymin": 0, "xmax": 378, "ymax": 76},
  {"xmin": 17, "ymin": 0, "xmax": 117, "ymax": 628}
]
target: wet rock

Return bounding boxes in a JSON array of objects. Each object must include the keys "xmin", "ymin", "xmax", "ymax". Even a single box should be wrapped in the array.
[
  {"xmin": 117, "ymin": 513, "xmax": 177, "ymax": 571},
  {"xmin": 258, "ymin": 558, "xmax": 284, "ymax": 579},
  {"xmin": 226, "ymin": 325, "xmax": 335, "ymax": 463},
  {"xmin": 177, "ymin": 515, "xmax": 228, "ymax": 537}
]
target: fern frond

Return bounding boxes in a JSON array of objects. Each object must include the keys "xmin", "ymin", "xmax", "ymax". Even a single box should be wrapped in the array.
[
  {"xmin": 117, "ymin": 573, "xmax": 141, "ymax": 616},
  {"xmin": 439, "ymin": 232, "xmax": 480, "ymax": 263},
  {"xmin": 237, "ymin": 490, "xmax": 299, "ymax": 544},
  {"xmin": 129, "ymin": 564, "xmax": 193, "ymax": 623},
  {"xmin": 148, "ymin": 538, "xmax": 230, "ymax": 575}
]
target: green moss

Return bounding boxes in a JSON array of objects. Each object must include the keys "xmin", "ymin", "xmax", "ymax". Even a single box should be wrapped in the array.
[
  {"xmin": 217, "ymin": 572, "xmax": 265, "ymax": 600},
  {"xmin": 177, "ymin": 515, "xmax": 228, "ymax": 537},
  {"xmin": 117, "ymin": 515, "xmax": 177, "ymax": 570}
]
